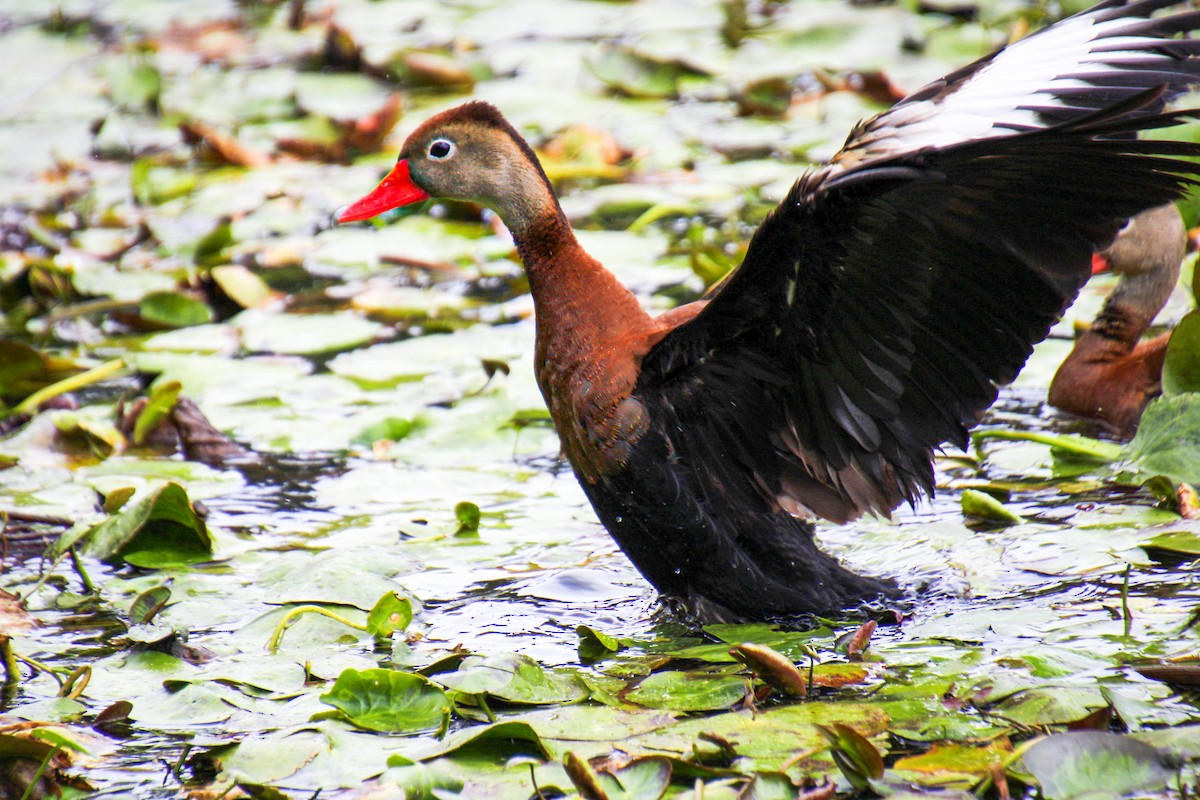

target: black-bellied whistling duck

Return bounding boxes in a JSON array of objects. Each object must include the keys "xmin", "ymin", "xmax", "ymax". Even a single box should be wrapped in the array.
[
  {"xmin": 1049, "ymin": 203, "xmax": 1186, "ymax": 437},
  {"xmin": 339, "ymin": 0, "xmax": 1200, "ymax": 622}
]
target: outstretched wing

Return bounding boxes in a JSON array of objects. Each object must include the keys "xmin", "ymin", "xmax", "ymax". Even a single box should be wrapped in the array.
[{"xmin": 636, "ymin": 0, "xmax": 1200, "ymax": 524}]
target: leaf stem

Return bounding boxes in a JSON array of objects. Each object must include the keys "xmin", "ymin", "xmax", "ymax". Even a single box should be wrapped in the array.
[
  {"xmin": 18, "ymin": 745, "xmax": 60, "ymax": 800},
  {"xmin": 70, "ymin": 547, "xmax": 95, "ymax": 594},
  {"xmin": 11, "ymin": 358, "xmax": 126, "ymax": 416},
  {"xmin": 972, "ymin": 429, "xmax": 1123, "ymax": 462},
  {"xmin": 1, "ymin": 636, "xmax": 20, "ymax": 684},
  {"xmin": 267, "ymin": 605, "xmax": 367, "ymax": 653}
]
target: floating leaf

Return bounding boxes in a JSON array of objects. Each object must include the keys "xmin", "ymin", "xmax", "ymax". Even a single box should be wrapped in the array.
[
  {"xmin": 129, "ymin": 585, "xmax": 171, "ymax": 624},
  {"xmin": 319, "ymin": 668, "xmax": 451, "ymax": 733},
  {"xmin": 893, "ymin": 740, "xmax": 1012, "ymax": 780},
  {"xmin": 366, "ymin": 591, "xmax": 413, "ymax": 640},
  {"xmin": 729, "ymin": 643, "xmax": 807, "ymax": 697},
  {"xmin": 104, "ymin": 54, "xmax": 162, "ymax": 112},
  {"xmin": 626, "ymin": 671, "xmax": 749, "ymax": 712},
  {"xmin": 961, "ymin": 488, "xmax": 1025, "ymax": 525},
  {"xmin": 454, "ymin": 501, "xmax": 481, "ymax": 537},
  {"xmin": 595, "ymin": 756, "xmax": 671, "ymax": 800},
  {"xmin": 130, "ymin": 158, "xmax": 197, "ymax": 205},
  {"xmin": 139, "ymin": 291, "xmax": 214, "ymax": 329},
  {"xmin": 351, "ymin": 417, "xmax": 416, "ymax": 447},
  {"xmin": 53, "ymin": 482, "xmax": 213, "ymax": 568},
  {"xmin": 1020, "ymin": 732, "xmax": 1172, "ymax": 800},
  {"xmin": 1163, "ymin": 310, "xmax": 1200, "ymax": 395},
  {"xmin": 578, "ymin": 625, "xmax": 624, "ymax": 662},
  {"xmin": 1117, "ymin": 393, "xmax": 1200, "ymax": 485},
  {"xmin": 132, "ymin": 380, "xmax": 181, "ymax": 445},
  {"xmin": 210, "ymin": 264, "xmax": 271, "ymax": 309},
  {"xmin": 437, "ymin": 653, "xmax": 588, "ymax": 704},
  {"xmin": 586, "ymin": 46, "xmax": 698, "ymax": 98}
]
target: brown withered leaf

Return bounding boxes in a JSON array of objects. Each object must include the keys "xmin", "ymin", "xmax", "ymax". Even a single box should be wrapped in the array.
[
  {"xmin": 847, "ymin": 619, "xmax": 876, "ymax": 662},
  {"xmin": 1135, "ymin": 664, "xmax": 1200, "ymax": 687},
  {"xmin": 277, "ymin": 93, "xmax": 403, "ymax": 163},
  {"xmin": 729, "ymin": 642, "xmax": 807, "ymax": 697},
  {"xmin": 0, "ymin": 588, "xmax": 38, "ymax": 635},
  {"xmin": 180, "ymin": 121, "xmax": 271, "ymax": 168},
  {"xmin": 1178, "ymin": 483, "xmax": 1200, "ymax": 520},
  {"xmin": 117, "ymin": 395, "xmax": 252, "ymax": 466}
]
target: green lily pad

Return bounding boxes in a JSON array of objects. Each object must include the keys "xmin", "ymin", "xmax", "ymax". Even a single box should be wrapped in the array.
[
  {"xmin": 961, "ymin": 489, "xmax": 1025, "ymax": 525},
  {"xmin": 53, "ymin": 482, "xmax": 213, "ymax": 568},
  {"xmin": 578, "ymin": 625, "xmax": 625, "ymax": 662},
  {"xmin": 131, "ymin": 380, "xmax": 181, "ymax": 445},
  {"xmin": 139, "ymin": 291, "xmax": 214, "ymax": 329},
  {"xmin": 1020, "ymin": 732, "xmax": 1172, "ymax": 800},
  {"xmin": 366, "ymin": 591, "xmax": 413, "ymax": 640},
  {"xmin": 437, "ymin": 654, "xmax": 589, "ymax": 705},
  {"xmin": 319, "ymin": 668, "xmax": 451, "ymax": 733},
  {"xmin": 1163, "ymin": 310, "xmax": 1200, "ymax": 395},
  {"xmin": 1117, "ymin": 393, "xmax": 1200, "ymax": 485},
  {"xmin": 626, "ymin": 671, "xmax": 750, "ymax": 712}
]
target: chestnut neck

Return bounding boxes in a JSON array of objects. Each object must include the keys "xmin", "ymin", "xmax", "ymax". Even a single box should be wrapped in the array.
[
  {"xmin": 499, "ymin": 174, "xmax": 651, "ymax": 344},
  {"xmin": 1091, "ymin": 256, "xmax": 1180, "ymax": 348}
]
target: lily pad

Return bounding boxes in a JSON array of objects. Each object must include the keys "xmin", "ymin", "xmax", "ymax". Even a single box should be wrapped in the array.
[
  {"xmin": 1020, "ymin": 732, "xmax": 1173, "ymax": 800},
  {"xmin": 53, "ymin": 482, "xmax": 213, "ymax": 568},
  {"xmin": 319, "ymin": 668, "xmax": 451, "ymax": 733},
  {"xmin": 1163, "ymin": 309, "xmax": 1200, "ymax": 395},
  {"xmin": 626, "ymin": 671, "xmax": 750, "ymax": 712},
  {"xmin": 1117, "ymin": 393, "xmax": 1200, "ymax": 485},
  {"xmin": 437, "ymin": 653, "xmax": 589, "ymax": 705}
]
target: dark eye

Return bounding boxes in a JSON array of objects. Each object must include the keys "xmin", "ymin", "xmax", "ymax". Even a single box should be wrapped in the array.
[{"xmin": 428, "ymin": 139, "xmax": 455, "ymax": 160}]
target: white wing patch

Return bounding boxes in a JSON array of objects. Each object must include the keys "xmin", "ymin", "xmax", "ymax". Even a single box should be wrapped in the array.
[{"xmin": 833, "ymin": 2, "xmax": 1193, "ymax": 166}]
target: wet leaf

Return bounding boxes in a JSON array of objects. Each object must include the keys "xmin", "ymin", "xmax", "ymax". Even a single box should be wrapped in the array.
[
  {"xmin": 130, "ymin": 158, "xmax": 197, "ymax": 205},
  {"xmin": 438, "ymin": 653, "xmax": 588, "ymax": 705},
  {"xmin": 587, "ymin": 46, "xmax": 698, "ymax": 98},
  {"xmin": 892, "ymin": 740, "xmax": 1012, "ymax": 780},
  {"xmin": 578, "ymin": 625, "xmax": 625, "ymax": 662},
  {"xmin": 192, "ymin": 218, "xmax": 234, "ymax": 267},
  {"xmin": 1020, "ymin": 732, "xmax": 1172, "ymax": 800},
  {"xmin": 366, "ymin": 591, "xmax": 413, "ymax": 640},
  {"xmin": 729, "ymin": 643, "xmax": 807, "ymax": 697},
  {"xmin": 131, "ymin": 380, "xmax": 181, "ymax": 445},
  {"xmin": 961, "ymin": 488, "xmax": 1025, "ymax": 525},
  {"xmin": 138, "ymin": 291, "xmax": 214, "ymax": 329},
  {"xmin": 235, "ymin": 308, "xmax": 383, "ymax": 355},
  {"xmin": 0, "ymin": 589, "xmax": 37, "ymax": 634},
  {"xmin": 1117, "ymin": 393, "xmax": 1200, "ymax": 485},
  {"xmin": 453, "ymin": 500, "xmax": 481, "ymax": 537},
  {"xmin": 319, "ymin": 668, "xmax": 451, "ymax": 733},
  {"xmin": 626, "ymin": 671, "xmax": 750, "ymax": 711},
  {"xmin": 53, "ymin": 482, "xmax": 212, "ymax": 568},
  {"xmin": 351, "ymin": 416, "xmax": 416, "ymax": 447},
  {"xmin": 817, "ymin": 722, "xmax": 884, "ymax": 789},
  {"xmin": 210, "ymin": 264, "xmax": 272, "ymax": 309},
  {"xmin": 128, "ymin": 585, "xmax": 171, "ymax": 624},
  {"xmin": 596, "ymin": 756, "xmax": 671, "ymax": 800},
  {"xmin": 103, "ymin": 54, "xmax": 162, "ymax": 112},
  {"xmin": 740, "ymin": 772, "xmax": 803, "ymax": 800},
  {"xmin": 1163, "ymin": 309, "xmax": 1200, "ymax": 395}
]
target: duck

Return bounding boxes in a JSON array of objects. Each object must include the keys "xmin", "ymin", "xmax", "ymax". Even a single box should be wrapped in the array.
[
  {"xmin": 339, "ymin": 0, "xmax": 1200, "ymax": 622},
  {"xmin": 1049, "ymin": 203, "xmax": 1187, "ymax": 437}
]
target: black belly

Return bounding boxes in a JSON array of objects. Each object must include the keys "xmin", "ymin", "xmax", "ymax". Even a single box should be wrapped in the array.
[{"xmin": 574, "ymin": 424, "xmax": 899, "ymax": 623}]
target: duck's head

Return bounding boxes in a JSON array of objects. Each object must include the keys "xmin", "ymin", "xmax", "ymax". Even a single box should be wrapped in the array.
[
  {"xmin": 337, "ymin": 101, "xmax": 555, "ymax": 231},
  {"xmin": 1093, "ymin": 203, "xmax": 1186, "ymax": 278}
]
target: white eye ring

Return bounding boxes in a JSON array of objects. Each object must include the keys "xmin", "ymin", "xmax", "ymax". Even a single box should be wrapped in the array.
[{"xmin": 428, "ymin": 139, "xmax": 456, "ymax": 160}]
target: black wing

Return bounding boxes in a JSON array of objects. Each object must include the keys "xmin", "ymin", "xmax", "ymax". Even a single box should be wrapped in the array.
[{"xmin": 637, "ymin": 0, "xmax": 1200, "ymax": 524}]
